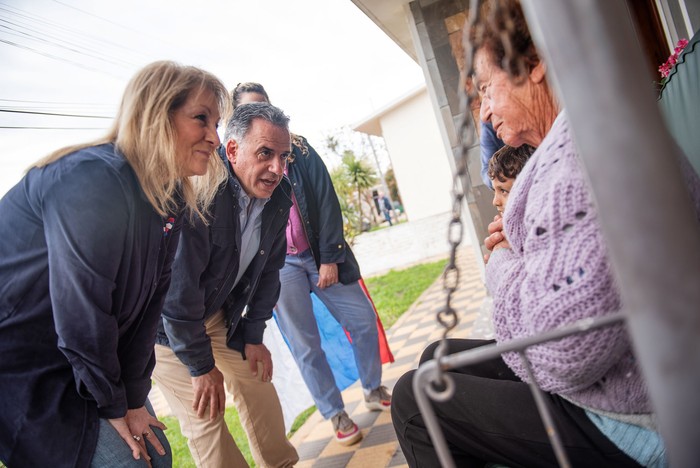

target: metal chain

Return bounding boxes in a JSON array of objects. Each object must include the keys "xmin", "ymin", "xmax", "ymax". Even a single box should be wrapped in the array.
[{"xmin": 428, "ymin": 0, "xmax": 527, "ymax": 401}]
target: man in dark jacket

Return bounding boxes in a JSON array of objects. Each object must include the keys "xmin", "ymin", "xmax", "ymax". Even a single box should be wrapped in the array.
[{"xmin": 153, "ymin": 102, "xmax": 298, "ymax": 467}]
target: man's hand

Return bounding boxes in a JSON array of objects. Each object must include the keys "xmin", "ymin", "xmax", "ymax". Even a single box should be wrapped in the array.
[
  {"xmin": 317, "ymin": 263, "xmax": 339, "ymax": 289},
  {"xmin": 191, "ymin": 367, "xmax": 226, "ymax": 420},
  {"xmin": 483, "ymin": 214, "xmax": 510, "ymax": 263},
  {"xmin": 245, "ymin": 343, "xmax": 273, "ymax": 382}
]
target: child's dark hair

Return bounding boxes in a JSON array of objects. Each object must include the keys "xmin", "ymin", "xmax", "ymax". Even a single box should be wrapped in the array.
[{"xmin": 487, "ymin": 144, "xmax": 535, "ymax": 183}]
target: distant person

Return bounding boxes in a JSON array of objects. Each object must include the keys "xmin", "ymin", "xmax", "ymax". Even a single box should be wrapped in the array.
[
  {"xmin": 152, "ymin": 102, "xmax": 299, "ymax": 467},
  {"xmin": 0, "ymin": 61, "xmax": 228, "ymax": 467},
  {"xmin": 379, "ymin": 191, "xmax": 394, "ymax": 225},
  {"xmin": 233, "ymin": 82, "xmax": 392, "ymax": 446},
  {"xmin": 480, "ymin": 121, "xmax": 505, "ymax": 188},
  {"xmin": 487, "ymin": 144, "xmax": 534, "ymax": 215}
]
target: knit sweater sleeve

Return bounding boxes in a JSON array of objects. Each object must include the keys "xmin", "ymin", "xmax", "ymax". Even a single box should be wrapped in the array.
[{"xmin": 485, "ymin": 116, "xmax": 632, "ymax": 395}]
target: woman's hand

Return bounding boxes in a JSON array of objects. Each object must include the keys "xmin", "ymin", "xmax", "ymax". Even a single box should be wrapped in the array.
[
  {"xmin": 106, "ymin": 406, "xmax": 168, "ymax": 465},
  {"xmin": 107, "ymin": 415, "xmax": 152, "ymax": 464},
  {"xmin": 126, "ymin": 406, "xmax": 167, "ymax": 457}
]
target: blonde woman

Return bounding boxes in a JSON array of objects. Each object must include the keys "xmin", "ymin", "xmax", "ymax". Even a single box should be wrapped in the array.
[{"xmin": 0, "ymin": 61, "xmax": 228, "ymax": 467}]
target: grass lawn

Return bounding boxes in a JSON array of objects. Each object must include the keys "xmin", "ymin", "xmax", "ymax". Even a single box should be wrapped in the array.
[
  {"xmin": 165, "ymin": 256, "xmax": 447, "ymax": 466},
  {"xmin": 163, "ymin": 405, "xmax": 316, "ymax": 467},
  {"xmin": 365, "ymin": 257, "xmax": 448, "ymax": 328},
  {"xmin": 162, "ymin": 410, "xmax": 250, "ymax": 467}
]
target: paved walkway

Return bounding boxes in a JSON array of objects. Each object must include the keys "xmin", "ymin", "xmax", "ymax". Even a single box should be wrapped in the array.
[
  {"xmin": 148, "ymin": 219, "xmax": 492, "ymax": 467},
  {"xmin": 288, "ymin": 247, "xmax": 493, "ymax": 467}
]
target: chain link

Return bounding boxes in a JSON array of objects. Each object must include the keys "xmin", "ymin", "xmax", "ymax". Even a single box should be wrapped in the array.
[{"xmin": 430, "ymin": 0, "xmax": 526, "ymax": 400}]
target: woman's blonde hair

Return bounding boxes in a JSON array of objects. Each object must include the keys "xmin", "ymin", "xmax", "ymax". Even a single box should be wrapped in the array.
[{"xmin": 32, "ymin": 61, "xmax": 230, "ymax": 221}]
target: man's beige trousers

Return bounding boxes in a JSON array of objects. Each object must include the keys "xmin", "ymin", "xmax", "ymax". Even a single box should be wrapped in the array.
[{"xmin": 153, "ymin": 310, "xmax": 298, "ymax": 468}]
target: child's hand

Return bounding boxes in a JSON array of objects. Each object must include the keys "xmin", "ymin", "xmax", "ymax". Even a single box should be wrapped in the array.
[
  {"xmin": 484, "ymin": 215, "xmax": 505, "ymax": 250},
  {"xmin": 484, "ymin": 214, "xmax": 510, "ymax": 259}
]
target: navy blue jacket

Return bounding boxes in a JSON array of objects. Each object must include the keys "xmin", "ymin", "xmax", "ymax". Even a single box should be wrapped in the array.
[
  {"xmin": 0, "ymin": 144, "xmax": 182, "ymax": 467},
  {"xmin": 156, "ymin": 149, "xmax": 292, "ymax": 376},
  {"xmin": 287, "ymin": 135, "xmax": 361, "ymax": 284},
  {"xmin": 480, "ymin": 120, "xmax": 505, "ymax": 188}
]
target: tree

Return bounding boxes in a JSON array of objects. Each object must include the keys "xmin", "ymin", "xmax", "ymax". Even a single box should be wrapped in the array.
[
  {"xmin": 329, "ymin": 166, "xmax": 360, "ymax": 241},
  {"xmin": 341, "ymin": 150, "xmax": 377, "ymax": 232},
  {"xmin": 384, "ymin": 167, "xmax": 402, "ymax": 205}
]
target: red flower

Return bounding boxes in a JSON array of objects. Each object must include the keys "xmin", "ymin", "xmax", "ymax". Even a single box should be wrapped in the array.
[
  {"xmin": 163, "ymin": 217, "xmax": 175, "ymax": 236},
  {"xmin": 659, "ymin": 38, "xmax": 689, "ymax": 79}
]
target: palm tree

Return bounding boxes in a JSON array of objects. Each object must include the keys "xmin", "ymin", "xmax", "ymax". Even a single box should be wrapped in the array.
[
  {"xmin": 329, "ymin": 165, "xmax": 360, "ymax": 242},
  {"xmin": 341, "ymin": 150, "xmax": 377, "ymax": 232}
]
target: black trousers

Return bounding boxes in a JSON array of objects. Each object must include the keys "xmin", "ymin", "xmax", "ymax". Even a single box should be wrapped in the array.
[{"xmin": 391, "ymin": 339, "xmax": 641, "ymax": 468}]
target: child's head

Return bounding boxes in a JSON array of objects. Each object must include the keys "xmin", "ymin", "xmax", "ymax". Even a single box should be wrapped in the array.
[{"xmin": 487, "ymin": 144, "xmax": 534, "ymax": 214}]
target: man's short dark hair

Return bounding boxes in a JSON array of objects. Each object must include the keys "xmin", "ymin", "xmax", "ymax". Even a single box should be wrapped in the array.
[
  {"xmin": 487, "ymin": 144, "xmax": 535, "ymax": 183},
  {"xmin": 224, "ymin": 101, "xmax": 289, "ymax": 143}
]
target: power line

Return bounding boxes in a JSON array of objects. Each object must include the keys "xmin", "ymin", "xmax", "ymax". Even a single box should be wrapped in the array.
[
  {"xmin": 0, "ymin": 97, "xmax": 110, "ymax": 107},
  {"xmin": 52, "ymin": 0, "xmax": 178, "ymax": 53},
  {"xmin": 0, "ymin": 37, "xmax": 111, "ymax": 74},
  {"xmin": 0, "ymin": 3, "xmax": 154, "ymax": 62},
  {"xmin": 0, "ymin": 98, "xmax": 102, "ymax": 106},
  {"xmin": 0, "ymin": 2, "xmax": 154, "ymax": 78},
  {"xmin": 0, "ymin": 108, "xmax": 112, "ymax": 119},
  {"xmin": 0, "ymin": 99, "xmax": 114, "ymax": 116},
  {"xmin": 0, "ymin": 19, "xmax": 136, "ymax": 69},
  {"xmin": 0, "ymin": 126, "xmax": 106, "ymax": 129}
]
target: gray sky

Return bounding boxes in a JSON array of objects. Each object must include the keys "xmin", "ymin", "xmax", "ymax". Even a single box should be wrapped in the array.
[{"xmin": 0, "ymin": 0, "xmax": 425, "ymax": 195}]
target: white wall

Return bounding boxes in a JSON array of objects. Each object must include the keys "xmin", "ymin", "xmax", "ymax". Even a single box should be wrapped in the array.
[{"xmin": 378, "ymin": 89, "xmax": 454, "ymax": 220}]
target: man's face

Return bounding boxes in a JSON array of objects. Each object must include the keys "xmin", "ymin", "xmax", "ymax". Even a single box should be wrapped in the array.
[
  {"xmin": 226, "ymin": 118, "xmax": 291, "ymax": 199},
  {"xmin": 491, "ymin": 176, "xmax": 515, "ymax": 215}
]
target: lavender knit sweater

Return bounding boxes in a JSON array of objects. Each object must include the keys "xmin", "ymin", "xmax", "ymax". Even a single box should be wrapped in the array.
[{"xmin": 485, "ymin": 112, "xmax": 700, "ymax": 415}]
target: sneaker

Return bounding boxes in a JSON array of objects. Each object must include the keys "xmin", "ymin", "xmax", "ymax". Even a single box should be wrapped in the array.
[
  {"xmin": 364, "ymin": 385, "xmax": 392, "ymax": 411},
  {"xmin": 331, "ymin": 410, "xmax": 362, "ymax": 446}
]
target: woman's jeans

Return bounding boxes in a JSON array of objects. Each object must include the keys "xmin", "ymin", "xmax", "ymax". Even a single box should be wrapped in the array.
[{"xmin": 91, "ymin": 399, "xmax": 171, "ymax": 467}]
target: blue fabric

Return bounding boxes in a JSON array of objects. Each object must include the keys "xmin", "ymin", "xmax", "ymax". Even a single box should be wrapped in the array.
[
  {"xmin": 311, "ymin": 293, "xmax": 359, "ymax": 389},
  {"xmin": 274, "ymin": 294, "xmax": 359, "ymax": 391},
  {"xmin": 480, "ymin": 121, "xmax": 505, "ymax": 188},
  {"xmin": 658, "ymin": 29, "xmax": 700, "ymax": 176},
  {"xmin": 274, "ymin": 250, "xmax": 380, "ymax": 419},
  {"xmin": 586, "ymin": 411, "xmax": 667, "ymax": 467},
  {"xmin": 91, "ymin": 400, "xmax": 172, "ymax": 468}
]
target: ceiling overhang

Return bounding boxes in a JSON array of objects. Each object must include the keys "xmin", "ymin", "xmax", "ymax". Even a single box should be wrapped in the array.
[{"xmin": 351, "ymin": 0, "xmax": 417, "ymax": 61}]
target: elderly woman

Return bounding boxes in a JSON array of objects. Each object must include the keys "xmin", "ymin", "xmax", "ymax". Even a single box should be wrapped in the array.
[
  {"xmin": 391, "ymin": 1, "xmax": 700, "ymax": 467},
  {"xmin": 0, "ymin": 61, "xmax": 228, "ymax": 467}
]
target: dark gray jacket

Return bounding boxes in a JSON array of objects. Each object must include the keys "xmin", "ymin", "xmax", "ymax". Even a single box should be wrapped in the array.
[
  {"xmin": 287, "ymin": 134, "xmax": 361, "ymax": 284},
  {"xmin": 156, "ymin": 149, "xmax": 292, "ymax": 376},
  {"xmin": 0, "ymin": 144, "xmax": 182, "ymax": 467}
]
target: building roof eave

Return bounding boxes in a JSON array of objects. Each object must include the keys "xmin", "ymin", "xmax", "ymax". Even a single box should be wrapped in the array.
[
  {"xmin": 350, "ymin": 0, "xmax": 417, "ymax": 61},
  {"xmin": 352, "ymin": 85, "xmax": 425, "ymax": 136}
]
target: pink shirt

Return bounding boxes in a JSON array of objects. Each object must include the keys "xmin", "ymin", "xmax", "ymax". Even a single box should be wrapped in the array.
[{"xmin": 285, "ymin": 174, "xmax": 310, "ymax": 256}]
